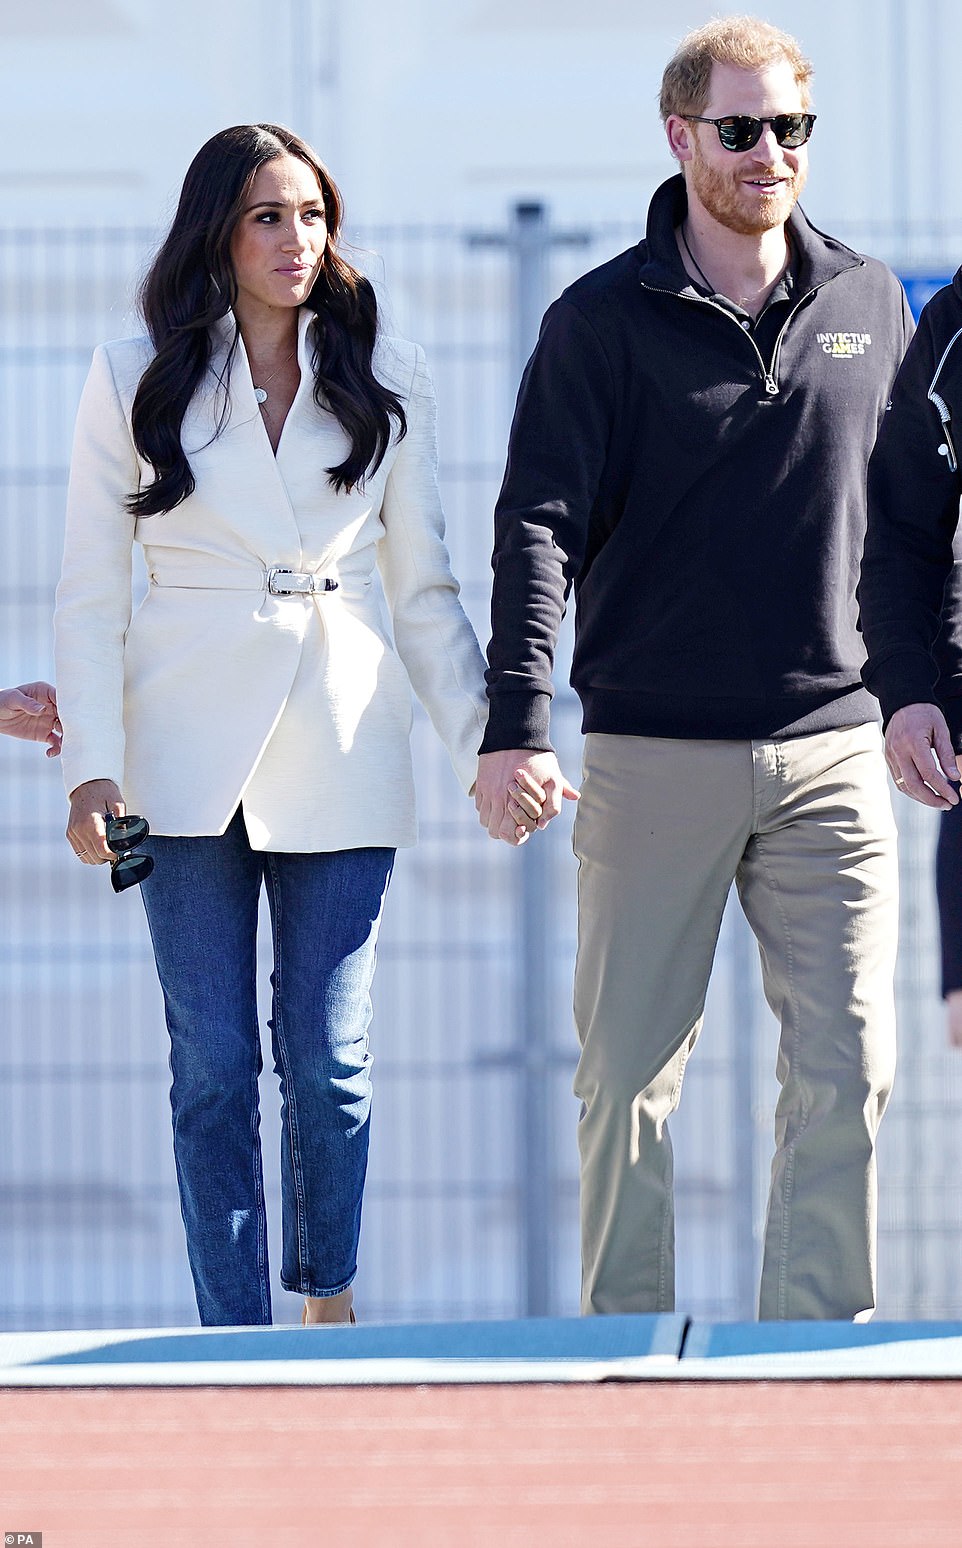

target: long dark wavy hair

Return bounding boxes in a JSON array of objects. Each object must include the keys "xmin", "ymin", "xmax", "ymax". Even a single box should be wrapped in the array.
[{"xmin": 128, "ymin": 123, "xmax": 406, "ymax": 517}]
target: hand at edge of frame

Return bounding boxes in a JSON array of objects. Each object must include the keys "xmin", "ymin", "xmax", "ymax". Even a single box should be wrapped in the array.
[
  {"xmin": 885, "ymin": 703, "xmax": 959, "ymax": 809},
  {"xmin": 0, "ymin": 681, "xmax": 62, "ymax": 755},
  {"xmin": 946, "ymin": 990, "xmax": 962, "ymax": 1050}
]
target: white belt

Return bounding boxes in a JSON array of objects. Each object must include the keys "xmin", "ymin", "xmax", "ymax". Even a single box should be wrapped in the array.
[{"xmin": 148, "ymin": 564, "xmax": 339, "ymax": 596}]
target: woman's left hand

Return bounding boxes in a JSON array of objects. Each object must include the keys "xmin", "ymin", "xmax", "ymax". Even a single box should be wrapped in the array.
[{"xmin": 66, "ymin": 778, "xmax": 126, "ymax": 864}]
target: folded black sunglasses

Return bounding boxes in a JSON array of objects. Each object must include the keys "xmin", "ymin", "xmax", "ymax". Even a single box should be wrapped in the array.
[{"xmin": 105, "ymin": 813, "xmax": 154, "ymax": 893}]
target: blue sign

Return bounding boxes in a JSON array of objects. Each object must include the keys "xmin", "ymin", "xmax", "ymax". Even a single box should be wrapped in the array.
[{"xmin": 900, "ymin": 272, "xmax": 956, "ymax": 321}]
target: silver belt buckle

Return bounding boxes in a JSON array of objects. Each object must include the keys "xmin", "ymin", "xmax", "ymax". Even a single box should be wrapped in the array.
[{"xmin": 267, "ymin": 566, "xmax": 338, "ymax": 596}]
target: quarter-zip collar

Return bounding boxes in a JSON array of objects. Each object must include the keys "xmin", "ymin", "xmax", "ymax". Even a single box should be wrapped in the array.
[{"xmin": 637, "ymin": 174, "xmax": 864, "ymax": 299}]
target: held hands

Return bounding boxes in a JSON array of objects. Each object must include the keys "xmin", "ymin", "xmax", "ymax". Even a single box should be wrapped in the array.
[
  {"xmin": 475, "ymin": 749, "xmax": 580, "ymax": 846},
  {"xmin": 885, "ymin": 703, "xmax": 960, "ymax": 809},
  {"xmin": 66, "ymin": 778, "xmax": 126, "ymax": 865},
  {"xmin": 0, "ymin": 681, "xmax": 62, "ymax": 755}
]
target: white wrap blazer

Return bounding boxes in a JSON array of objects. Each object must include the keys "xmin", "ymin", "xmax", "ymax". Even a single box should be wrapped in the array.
[{"xmin": 54, "ymin": 308, "xmax": 488, "ymax": 851}]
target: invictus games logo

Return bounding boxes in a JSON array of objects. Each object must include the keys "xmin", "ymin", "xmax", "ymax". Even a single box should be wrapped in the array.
[{"xmin": 817, "ymin": 331, "xmax": 872, "ymax": 358}]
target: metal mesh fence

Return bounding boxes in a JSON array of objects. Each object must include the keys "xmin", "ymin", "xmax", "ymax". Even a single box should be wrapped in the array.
[{"xmin": 0, "ymin": 217, "xmax": 960, "ymax": 1330}]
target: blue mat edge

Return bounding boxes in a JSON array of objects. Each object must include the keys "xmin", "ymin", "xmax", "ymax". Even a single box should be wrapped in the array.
[
  {"xmin": 681, "ymin": 1319, "xmax": 962, "ymax": 1361},
  {"xmin": 9, "ymin": 1312, "xmax": 685, "ymax": 1369},
  {"xmin": 6, "ymin": 1317, "xmax": 962, "ymax": 1382}
]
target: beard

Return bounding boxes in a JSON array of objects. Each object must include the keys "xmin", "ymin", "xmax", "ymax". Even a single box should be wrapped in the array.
[{"xmin": 688, "ymin": 145, "xmax": 806, "ymax": 236}]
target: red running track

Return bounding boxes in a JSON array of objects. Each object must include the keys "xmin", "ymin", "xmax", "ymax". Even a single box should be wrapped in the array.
[{"xmin": 2, "ymin": 1380, "xmax": 962, "ymax": 1547}]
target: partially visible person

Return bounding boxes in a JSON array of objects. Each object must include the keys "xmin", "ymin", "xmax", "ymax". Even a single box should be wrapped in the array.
[
  {"xmin": 935, "ymin": 802, "xmax": 962, "ymax": 1046},
  {"xmin": 0, "ymin": 682, "xmax": 61, "ymax": 754},
  {"xmin": 859, "ymin": 270, "xmax": 962, "ymax": 816},
  {"xmin": 859, "ymin": 268, "xmax": 962, "ymax": 1049}
]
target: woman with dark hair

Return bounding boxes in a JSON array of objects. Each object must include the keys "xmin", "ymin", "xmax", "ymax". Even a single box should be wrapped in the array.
[{"xmin": 55, "ymin": 124, "xmax": 543, "ymax": 1327}]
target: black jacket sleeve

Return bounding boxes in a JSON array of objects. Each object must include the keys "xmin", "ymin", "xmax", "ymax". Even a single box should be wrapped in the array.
[
  {"xmin": 480, "ymin": 297, "xmax": 615, "ymax": 753},
  {"xmin": 859, "ymin": 299, "xmax": 962, "ymax": 736}
]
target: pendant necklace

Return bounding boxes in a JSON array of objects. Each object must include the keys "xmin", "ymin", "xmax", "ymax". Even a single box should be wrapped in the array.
[
  {"xmin": 682, "ymin": 223, "xmax": 790, "ymax": 314},
  {"xmin": 252, "ymin": 350, "xmax": 296, "ymax": 406},
  {"xmin": 681, "ymin": 222, "xmax": 716, "ymax": 294}
]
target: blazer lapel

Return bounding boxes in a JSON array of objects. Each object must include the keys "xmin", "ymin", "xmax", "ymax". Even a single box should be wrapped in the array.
[{"xmin": 183, "ymin": 309, "xmax": 309, "ymax": 563}]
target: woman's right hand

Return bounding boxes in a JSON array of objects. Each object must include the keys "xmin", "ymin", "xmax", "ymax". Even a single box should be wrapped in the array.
[{"xmin": 67, "ymin": 779, "xmax": 126, "ymax": 865}]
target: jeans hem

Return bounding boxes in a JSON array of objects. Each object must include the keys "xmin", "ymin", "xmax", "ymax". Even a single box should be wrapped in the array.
[{"xmin": 282, "ymin": 1274, "xmax": 356, "ymax": 1297}]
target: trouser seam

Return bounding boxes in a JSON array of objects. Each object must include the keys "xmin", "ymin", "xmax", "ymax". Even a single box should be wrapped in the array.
[
  {"xmin": 753, "ymin": 821, "xmax": 805, "ymax": 1320},
  {"xmin": 265, "ymin": 852, "xmax": 309, "ymax": 1294},
  {"xmin": 237, "ymin": 857, "xmax": 270, "ymax": 1327},
  {"xmin": 249, "ymin": 943, "xmax": 271, "ymax": 1325}
]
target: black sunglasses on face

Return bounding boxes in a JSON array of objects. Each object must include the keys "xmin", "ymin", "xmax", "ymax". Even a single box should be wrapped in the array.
[
  {"xmin": 105, "ymin": 812, "xmax": 154, "ymax": 893},
  {"xmin": 684, "ymin": 112, "xmax": 816, "ymax": 152}
]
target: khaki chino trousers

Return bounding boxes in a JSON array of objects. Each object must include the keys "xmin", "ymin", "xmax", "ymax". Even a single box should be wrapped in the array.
[{"xmin": 572, "ymin": 723, "xmax": 898, "ymax": 1320}]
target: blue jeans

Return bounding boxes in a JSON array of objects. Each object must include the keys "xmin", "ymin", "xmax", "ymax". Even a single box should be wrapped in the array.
[{"xmin": 140, "ymin": 809, "xmax": 394, "ymax": 1325}]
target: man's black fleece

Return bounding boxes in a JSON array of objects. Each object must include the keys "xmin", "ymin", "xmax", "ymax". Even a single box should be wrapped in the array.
[
  {"xmin": 480, "ymin": 175, "xmax": 913, "ymax": 753},
  {"xmin": 859, "ymin": 268, "xmax": 962, "ymax": 746}
]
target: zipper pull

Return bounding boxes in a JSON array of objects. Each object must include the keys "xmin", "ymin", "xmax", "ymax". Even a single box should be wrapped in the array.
[{"xmin": 764, "ymin": 375, "xmax": 778, "ymax": 396}]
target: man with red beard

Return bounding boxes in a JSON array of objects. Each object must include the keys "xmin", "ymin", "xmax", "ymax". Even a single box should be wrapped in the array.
[{"xmin": 474, "ymin": 17, "xmax": 912, "ymax": 1320}]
